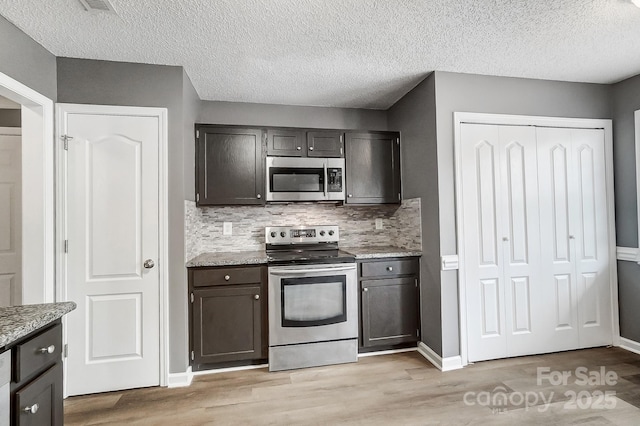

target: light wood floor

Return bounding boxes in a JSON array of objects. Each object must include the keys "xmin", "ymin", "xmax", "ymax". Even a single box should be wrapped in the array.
[{"xmin": 65, "ymin": 347, "xmax": 640, "ymax": 425}]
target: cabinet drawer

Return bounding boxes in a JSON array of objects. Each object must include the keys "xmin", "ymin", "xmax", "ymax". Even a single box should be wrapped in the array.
[
  {"xmin": 192, "ymin": 266, "xmax": 262, "ymax": 287},
  {"xmin": 361, "ymin": 259, "xmax": 418, "ymax": 278},
  {"xmin": 14, "ymin": 362, "xmax": 63, "ymax": 426},
  {"xmin": 15, "ymin": 324, "xmax": 61, "ymax": 384}
]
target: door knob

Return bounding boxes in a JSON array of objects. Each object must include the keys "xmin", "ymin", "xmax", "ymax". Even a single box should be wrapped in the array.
[
  {"xmin": 309, "ymin": 146, "xmax": 314, "ymax": 151},
  {"xmin": 254, "ymin": 294, "xmax": 260, "ymax": 300},
  {"xmin": 144, "ymin": 259, "xmax": 155, "ymax": 269}
]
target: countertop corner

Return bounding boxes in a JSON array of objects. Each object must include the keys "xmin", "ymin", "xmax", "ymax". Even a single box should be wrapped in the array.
[
  {"xmin": 0, "ymin": 301, "xmax": 76, "ymax": 348},
  {"xmin": 186, "ymin": 251, "xmax": 269, "ymax": 267}
]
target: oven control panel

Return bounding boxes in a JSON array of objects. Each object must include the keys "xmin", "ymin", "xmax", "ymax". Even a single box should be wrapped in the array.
[{"xmin": 265, "ymin": 225, "xmax": 339, "ymax": 244}]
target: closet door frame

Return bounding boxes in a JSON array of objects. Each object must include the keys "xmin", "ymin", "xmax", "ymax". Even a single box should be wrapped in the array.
[{"xmin": 453, "ymin": 112, "xmax": 618, "ymax": 368}]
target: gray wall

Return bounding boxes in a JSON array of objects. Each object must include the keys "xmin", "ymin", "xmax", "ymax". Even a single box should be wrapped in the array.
[
  {"xmin": 0, "ymin": 16, "xmax": 56, "ymax": 100},
  {"xmin": 57, "ymin": 58, "xmax": 188, "ymax": 373},
  {"xmin": 610, "ymin": 74, "xmax": 640, "ymax": 342},
  {"xmin": 433, "ymin": 71, "xmax": 611, "ymax": 358},
  {"xmin": 0, "ymin": 108, "xmax": 20, "ymax": 127},
  {"xmin": 387, "ymin": 74, "xmax": 442, "ymax": 355}
]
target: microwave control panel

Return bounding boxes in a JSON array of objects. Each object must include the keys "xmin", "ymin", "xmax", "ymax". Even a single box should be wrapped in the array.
[{"xmin": 327, "ymin": 168, "xmax": 343, "ymax": 192}]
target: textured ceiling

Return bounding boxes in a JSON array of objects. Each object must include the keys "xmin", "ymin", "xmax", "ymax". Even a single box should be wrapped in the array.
[{"xmin": 1, "ymin": 0, "xmax": 639, "ymax": 109}]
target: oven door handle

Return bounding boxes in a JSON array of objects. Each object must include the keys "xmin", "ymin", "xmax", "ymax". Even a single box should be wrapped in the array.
[{"xmin": 269, "ymin": 265, "xmax": 356, "ymax": 275}]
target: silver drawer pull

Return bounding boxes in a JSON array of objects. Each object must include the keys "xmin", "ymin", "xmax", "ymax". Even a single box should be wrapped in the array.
[
  {"xmin": 363, "ymin": 288, "xmax": 368, "ymax": 292},
  {"xmin": 254, "ymin": 294, "xmax": 260, "ymax": 300},
  {"xmin": 309, "ymin": 146, "xmax": 314, "ymax": 151},
  {"xmin": 24, "ymin": 403, "xmax": 39, "ymax": 414},
  {"xmin": 387, "ymin": 266, "xmax": 393, "ymax": 272},
  {"xmin": 296, "ymin": 146, "xmax": 301, "ymax": 150},
  {"xmin": 224, "ymin": 275, "xmax": 230, "ymax": 281},
  {"xmin": 39, "ymin": 345, "xmax": 55, "ymax": 354}
]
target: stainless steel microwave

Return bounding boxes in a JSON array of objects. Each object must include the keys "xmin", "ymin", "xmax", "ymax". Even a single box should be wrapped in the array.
[{"xmin": 266, "ymin": 156, "xmax": 345, "ymax": 202}]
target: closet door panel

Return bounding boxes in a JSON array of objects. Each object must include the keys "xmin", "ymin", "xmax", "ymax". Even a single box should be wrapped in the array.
[
  {"xmin": 461, "ymin": 123, "xmax": 507, "ymax": 362},
  {"xmin": 497, "ymin": 126, "xmax": 543, "ymax": 357},
  {"xmin": 569, "ymin": 129, "xmax": 612, "ymax": 348},
  {"xmin": 536, "ymin": 128, "xmax": 580, "ymax": 351}
]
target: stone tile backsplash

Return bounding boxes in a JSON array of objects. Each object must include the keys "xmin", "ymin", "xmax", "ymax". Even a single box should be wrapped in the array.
[{"xmin": 185, "ymin": 198, "xmax": 422, "ymax": 261}]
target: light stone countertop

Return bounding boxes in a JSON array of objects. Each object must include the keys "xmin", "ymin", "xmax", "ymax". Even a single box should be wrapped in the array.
[
  {"xmin": 0, "ymin": 302, "xmax": 76, "ymax": 348},
  {"xmin": 341, "ymin": 246, "xmax": 422, "ymax": 259},
  {"xmin": 186, "ymin": 251, "xmax": 269, "ymax": 267}
]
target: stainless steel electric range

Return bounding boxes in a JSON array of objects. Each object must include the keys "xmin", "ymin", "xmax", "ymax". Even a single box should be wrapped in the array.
[{"xmin": 266, "ymin": 225, "xmax": 358, "ymax": 372}]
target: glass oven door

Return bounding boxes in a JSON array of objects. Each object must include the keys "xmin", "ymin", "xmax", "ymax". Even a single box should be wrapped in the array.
[{"xmin": 281, "ymin": 275, "xmax": 346, "ymax": 327}]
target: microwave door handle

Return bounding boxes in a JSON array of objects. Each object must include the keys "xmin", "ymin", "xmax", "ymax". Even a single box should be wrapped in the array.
[{"xmin": 323, "ymin": 162, "xmax": 328, "ymax": 198}]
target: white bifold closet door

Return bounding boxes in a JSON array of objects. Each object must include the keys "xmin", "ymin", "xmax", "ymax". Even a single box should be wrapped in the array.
[{"xmin": 461, "ymin": 123, "xmax": 611, "ymax": 363}]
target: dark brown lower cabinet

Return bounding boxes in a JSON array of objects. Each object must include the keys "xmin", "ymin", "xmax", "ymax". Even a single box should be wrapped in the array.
[
  {"xmin": 15, "ymin": 362, "xmax": 62, "ymax": 426},
  {"xmin": 190, "ymin": 268, "xmax": 267, "ymax": 370},
  {"xmin": 359, "ymin": 257, "xmax": 420, "ymax": 350},
  {"xmin": 10, "ymin": 321, "xmax": 63, "ymax": 426}
]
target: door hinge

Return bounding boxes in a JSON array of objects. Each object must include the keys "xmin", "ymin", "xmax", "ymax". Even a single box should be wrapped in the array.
[
  {"xmin": 196, "ymin": 130, "xmax": 199, "ymax": 139},
  {"xmin": 417, "ymin": 329, "xmax": 420, "ymax": 338},
  {"xmin": 396, "ymin": 138, "xmax": 400, "ymax": 145},
  {"xmin": 415, "ymin": 279, "xmax": 418, "ymax": 288},
  {"xmin": 190, "ymin": 293, "xmax": 194, "ymax": 303},
  {"xmin": 191, "ymin": 351, "xmax": 195, "ymax": 361},
  {"xmin": 340, "ymin": 147, "xmax": 343, "ymax": 155},
  {"xmin": 398, "ymin": 192, "xmax": 401, "ymax": 201},
  {"xmin": 340, "ymin": 134, "xmax": 344, "ymax": 143},
  {"xmin": 64, "ymin": 240, "xmax": 68, "ymax": 253},
  {"xmin": 63, "ymin": 343, "xmax": 68, "ymax": 358},
  {"xmin": 196, "ymin": 193, "xmax": 200, "ymax": 203},
  {"xmin": 61, "ymin": 134, "xmax": 73, "ymax": 150}
]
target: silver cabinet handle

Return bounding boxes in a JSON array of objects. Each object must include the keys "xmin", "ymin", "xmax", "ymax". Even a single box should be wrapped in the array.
[
  {"xmin": 224, "ymin": 275, "xmax": 230, "ymax": 281},
  {"xmin": 24, "ymin": 403, "xmax": 39, "ymax": 414},
  {"xmin": 256, "ymin": 194, "xmax": 261, "ymax": 199},
  {"xmin": 296, "ymin": 146, "xmax": 301, "ymax": 150},
  {"xmin": 39, "ymin": 345, "xmax": 55, "ymax": 354},
  {"xmin": 387, "ymin": 266, "xmax": 393, "ymax": 272},
  {"xmin": 309, "ymin": 146, "xmax": 314, "ymax": 151},
  {"xmin": 144, "ymin": 259, "xmax": 155, "ymax": 269},
  {"xmin": 363, "ymin": 288, "xmax": 368, "ymax": 292},
  {"xmin": 348, "ymin": 194, "xmax": 353, "ymax": 198},
  {"xmin": 254, "ymin": 294, "xmax": 260, "ymax": 300}
]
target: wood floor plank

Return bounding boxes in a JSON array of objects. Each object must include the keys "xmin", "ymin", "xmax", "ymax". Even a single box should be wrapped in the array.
[{"xmin": 65, "ymin": 348, "xmax": 640, "ymax": 425}]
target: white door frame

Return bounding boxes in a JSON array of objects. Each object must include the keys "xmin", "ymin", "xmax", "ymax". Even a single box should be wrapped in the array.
[
  {"xmin": 56, "ymin": 103, "xmax": 169, "ymax": 389},
  {"xmin": 453, "ymin": 112, "xmax": 618, "ymax": 367},
  {"xmin": 0, "ymin": 71, "xmax": 54, "ymax": 304}
]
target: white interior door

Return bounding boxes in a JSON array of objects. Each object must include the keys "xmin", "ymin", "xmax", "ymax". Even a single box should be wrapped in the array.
[
  {"xmin": 62, "ymin": 107, "xmax": 161, "ymax": 396},
  {"xmin": 0, "ymin": 127, "xmax": 21, "ymax": 307},
  {"xmin": 461, "ymin": 124, "xmax": 541, "ymax": 362},
  {"xmin": 537, "ymin": 127, "xmax": 612, "ymax": 349}
]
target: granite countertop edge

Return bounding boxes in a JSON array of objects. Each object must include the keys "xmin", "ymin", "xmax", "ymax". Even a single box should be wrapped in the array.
[
  {"xmin": 0, "ymin": 301, "xmax": 77, "ymax": 349},
  {"xmin": 341, "ymin": 246, "xmax": 423, "ymax": 259},
  {"xmin": 187, "ymin": 247, "xmax": 422, "ymax": 267}
]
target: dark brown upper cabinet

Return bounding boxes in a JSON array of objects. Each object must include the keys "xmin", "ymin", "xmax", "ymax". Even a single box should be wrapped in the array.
[
  {"xmin": 196, "ymin": 125, "xmax": 265, "ymax": 206},
  {"xmin": 345, "ymin": 131, "xmax": 401, "ymax": 204},
  {"xmin": 267, "ymin": 128, "xmax": 343, "ymax": 157}
]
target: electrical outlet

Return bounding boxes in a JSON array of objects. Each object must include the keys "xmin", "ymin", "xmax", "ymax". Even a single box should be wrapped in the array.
[
  {"xmin": 375, "ymin": 218, "xmax": 383, "ymax": 230},
  {"xmin": 223, "ymin": 222, "xmax": 232, "ymax": 235}
]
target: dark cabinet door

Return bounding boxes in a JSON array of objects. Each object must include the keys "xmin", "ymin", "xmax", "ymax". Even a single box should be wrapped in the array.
[
  {"xmin": 14, "ymin": 362, "xmax": 63, "ymax": 426},
  {"xmin": 266, "ymin": 128, "xmax": 305, "ymax": 157},
  {"xmin": 307, "ymin": 131, "xmax": 344, "ymax": 157},
  {"xmin": 361, "ymin": 277, "xmax": 419, "ymax": 348},
  {"xmin": 196, "ymin": 126, "xmax": 264, "ymax": 205},
  {"xmin": 345, "ymin": 132, "xmax": 401, "ymax": 204},
  {"xmin": 193, "ymin": 285, "xmax": 263, "ymax": 364}
]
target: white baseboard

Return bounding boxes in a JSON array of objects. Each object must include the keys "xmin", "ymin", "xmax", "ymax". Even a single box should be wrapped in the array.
[
  {"xmin": 417, "ymin": 342, "xmax": 464, "ymax": 371},
  {"xmin": 616, "ymin": 246, "xmax": 639, "ymax": 262},
  {"xmin": 357, "ymin": 347, "xmax": 417, "ymax": 358},
  {"xmin": 619, "ymin": 337, "xmax": 640, "ymax": 356},
  {"xmin": 167, "ymin": 367, "xmax": 193, "ymax": 388}
]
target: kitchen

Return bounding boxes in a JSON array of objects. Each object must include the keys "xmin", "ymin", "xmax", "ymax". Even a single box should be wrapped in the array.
[{"xmin": 1, "ymin": 0, "xmax": 640, "ymax": 424}]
